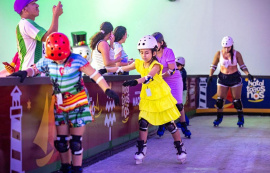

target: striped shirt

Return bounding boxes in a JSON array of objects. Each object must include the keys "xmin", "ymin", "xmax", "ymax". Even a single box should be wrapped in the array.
[
  {"xmin": 16, "ymin": 18, "xmax": 46, "ymax": 70},
  {"xmin": 33, "ymin": 53, "xmax": 90, "ymax": 112},
  {"xmin": 91, "ymin": 40, "xmax": 115, "ymax": 70},
  {"xmin": 34, "ymin": 53, "xmax": 89, "ymax": 95}
]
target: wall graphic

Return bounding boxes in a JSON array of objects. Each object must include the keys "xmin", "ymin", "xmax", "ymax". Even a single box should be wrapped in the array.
[{"xmin": 10, "ymin": 86, "xmax": 24, "ymax": 173}]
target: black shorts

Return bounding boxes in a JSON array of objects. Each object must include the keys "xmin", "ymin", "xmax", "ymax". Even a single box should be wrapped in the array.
[{"xmin": 217, "ymin": 71, "xmax": 242, "ymax": 87}]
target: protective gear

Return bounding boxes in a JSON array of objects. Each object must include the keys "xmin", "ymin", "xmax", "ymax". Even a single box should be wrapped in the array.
[
  {"xmin": 216, "ymin": 98, "xmax": 224, "ymax": 109},
  {"xmin": 72, "ymin": 166, "xmax": 83, "ymax": 173},
  {"xmin": 96, "ymin": 76, "xmax": 104, "ymax": 84},
  {"xmin": 157, "ymin": 125, "xmax": 166, "ymax": 137},
  {"xmin": 105, "ymin": 89, "xmax": 120, "ymax": 105},
  {"xmin": 233, "ymin": 99, "xmax": 243, "ymax": 111},
  {"xmin": 116, "ymin": 67, "xmax": 124, "ymax": 75},
  {"xmin": 134, "ymin": 140, "xmax": 147, "ymax": 164},
  {"xmin": 167, "ymin": 68, "xmax": 176, "ymax": 76},
  {"xmin": 152, "ymin": 32, "xmax": 164, "ymax": 43},
  {"xmin": 210, "ymin": 64, "xmax": 217, "ymax": 70},
  {"xmin": 54, "ymin": 135, "xmax": 70, "ymax": 153},
  {"xmin": 123, "ymin": 80, "xmax": 138, "ymax": 87},
  {"xmin": 178, "ymin": 122, "xmax": 191, "ymax": 138},
  {"xmin": 137, "ymin": 35, "xmax": 158, "ymax": 50},
  {"xmin": 10, "ymin": 70, "xmax": 27, "ymax": 83},
  {"xmin": 59, "ymin": 163, "xmax": 72, "ymax": 173},
  {"xmin": 176, "ymin": 103, "xmax": 183, "ymax": 111},
  {"xmin": 213, "ymin": 112, "xmax": 223, "ymax": 126},
  {"xmin": 174, "ymin": 141, "xmax": 187, "ymax": 164},
  {"xmin": 46, "ymin": 32, "xmax": 71, "ymax": 61},
  {"xmin": 221, "ymin": 36, "xmax": 234, "ymax": 47},
  {"xmin": 240, "ymin": 64, "xmax": 247, "ymax": 70},
  {"xmin": 248, "ymin": 74, "xmax": 254, "ymax": 82},
  {"xmin": 139, "ymin": 118, "xmax": 149, "ymax": 131},
  {"xmin": 143, "ymin": 75, "xmax": 153, "ymax": 84},
  {"xmin": 207, "ymin": 76, "xmax": 213, "ymax": 86},
  {"xmin": 165, "ymin": 121, "xmax": 177, "ymax": 134},
  {"xmin": 176, "ymin": 57, "xmax": 185, "ymax": 65},
  {"xmin": 237, "ymin": 112, "xmax": 244, "ymax": 127},
  {"xmin": 70, "ymin": 135, "xmax": 83, "ymax": 155},
  {"xmin": 98, "ymin": 68, "xmax": 107, "ymax": 75}
]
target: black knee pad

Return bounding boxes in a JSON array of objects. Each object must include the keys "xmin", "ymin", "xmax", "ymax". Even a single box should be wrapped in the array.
[
  {"xmin": 233, "ymin": 99, "xmax": 243, "ymax": 111},
  {"xmin": 216, "ymin": 97, "xmax": 224, "ymax": 109},
  {"xmin": 165, "ymin": 121, "xmax": 177, "ymax": 134},
  {"xmin": 176, "ymin": 103, "xmax": 183, "ymax": 112},
  {"xmin": 70, "ymin": 135, "xmax": 83, "ymax": 155},
  {"xmin": 139, "ymin": 118, "xmax": 149, "ymax": 131},
  {"xmin": 54, "ymin": 135, "xmax": 70, "ymax": 153}
]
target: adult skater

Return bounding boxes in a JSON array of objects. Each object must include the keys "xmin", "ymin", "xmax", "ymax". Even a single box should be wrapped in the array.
[
  {"xmin": 207, "ymin": 36, "xmax": 254, "ymax": 127},
  {"xmin": 152, "ymin": 32, "xmax": 191, "ymax": 138},
  {"xmin": 98, "ymin": 35, "xmax": 187, "ymax": 164},
  {"xmin": 10, "ymin": 32, "xmax": 120, "ymax": 173}
]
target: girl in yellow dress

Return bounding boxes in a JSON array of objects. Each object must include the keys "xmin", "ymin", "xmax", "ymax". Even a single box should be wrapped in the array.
[{"xmin": 99, "ymin": 35, "xmax": 187, "ymax": 164}]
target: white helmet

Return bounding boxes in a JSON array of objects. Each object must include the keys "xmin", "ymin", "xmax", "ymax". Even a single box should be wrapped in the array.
[
  {"xmin": 137, "ymin": 35, "xmax": 158, "ymax": 50},
  {"xmin": 221, "ymin": 36, "xmax": 234, "ymax": 47},
  {"xmin": 176, "ymin": 57, "xmax": 185, "ymax": 65}
]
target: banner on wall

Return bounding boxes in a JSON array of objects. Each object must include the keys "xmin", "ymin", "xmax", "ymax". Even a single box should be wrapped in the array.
[{"xmin": 198, "ymin": 76, "xmax": 269, "ymax": 112}]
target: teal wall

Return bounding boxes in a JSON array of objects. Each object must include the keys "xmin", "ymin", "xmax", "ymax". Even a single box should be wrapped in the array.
[{"xmin": 0, "ymin": 0, "xmax": 270, "ymax": 75}]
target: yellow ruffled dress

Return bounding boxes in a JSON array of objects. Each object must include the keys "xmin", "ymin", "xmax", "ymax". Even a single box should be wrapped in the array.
[{"xmin": 135, "ymin": 59, "xmax": 181, "ymax": 125}]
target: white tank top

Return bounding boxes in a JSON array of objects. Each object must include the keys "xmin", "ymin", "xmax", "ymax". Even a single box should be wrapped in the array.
[
  {"xmin": 91, "ymin": 40, "xmax": 115, "ymax": 70},
  {"xmin": 220, "ymin": 50, "xmax": 237, "ymax": 68}
]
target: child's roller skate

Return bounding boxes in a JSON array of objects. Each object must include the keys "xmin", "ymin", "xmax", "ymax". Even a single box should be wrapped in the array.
[
  {"xmin": 134, "ymin": 140, "xmax": 147, "ymax": 164},
  {"xmin": 56, "ymin": 163, "xmax": 72, "ymax": 173},
  {"xmin": 213, "ymin": 113, "xmax": 223, "ymax": 127},
  {"xmin": 72, "ymin": 165, "xmax": 83, "ymax": 173},
  {"xmin": 174, "ymin": 141, "xmax": 187, "ymax": 164},
  {"xmin": 237, "ymin": 113, "xmax": 244, "ymax": 127},
  {"xmin": 157, "ymin": 125, "xmax": 166, "ymax": 137},
  {"xmin": 176, "ymin": 122, "xmax": 191, "ymax": 138}
]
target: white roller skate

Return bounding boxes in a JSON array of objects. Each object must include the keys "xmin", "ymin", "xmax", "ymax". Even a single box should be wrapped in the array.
[
  {"xmin": 174, "ymin": 141, "xmax": 187, "ymax": 164},
  {"xmin": 134, "ymin": 140, "xmax": 147, "ymax": 164}
]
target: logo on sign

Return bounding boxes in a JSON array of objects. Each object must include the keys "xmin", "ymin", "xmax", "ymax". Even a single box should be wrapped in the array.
[{"xmin": 246, "ymin": 78, "xmax": 265, "ymax": 102}]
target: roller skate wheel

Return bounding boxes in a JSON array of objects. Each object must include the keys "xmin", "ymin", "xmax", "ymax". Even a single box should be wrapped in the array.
[
  {"xmin": 135, "ymin": 159, "xmax": 143, "ymax": 164},
  {"xmin": 177, "ymin": 154, "xmax": 187, "ymax": 164}
]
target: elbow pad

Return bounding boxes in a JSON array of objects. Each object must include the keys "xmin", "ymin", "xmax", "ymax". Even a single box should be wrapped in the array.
[
  {"xmin": 210, "ymin": 64, "xmax": 217, "ymax": 70},
  {"xmin": 240, "ymin": 64, "xmax": 248, "ymax": 70},
  {"xmin": 167, "ymin": 68, "xmax": 176, "ymax": 76}
]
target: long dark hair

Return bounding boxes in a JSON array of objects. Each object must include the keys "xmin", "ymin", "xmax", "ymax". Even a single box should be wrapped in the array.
[
  {"xmin": 149, "ymin": 47, "xmax": 158, "ymax": 65},
  {"xmin": 152, "ymin": 32, "xmax": 167, "ymax": 49},
  {"xmin": 114, "ymin": 26, "xmax": 126, "ymax": 42},
  {"xmin": 230, "ymin": 45, "xmax": 234, "ymax": 63},
  {"xmin": 90, "ymin": 22, "xmax": 113, "ymax": 50}
]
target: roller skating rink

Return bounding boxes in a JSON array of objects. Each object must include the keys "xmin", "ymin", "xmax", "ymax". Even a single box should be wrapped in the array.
[{"xmin": 83, "ymin": 115, "xmax": 270, "ymax": 173}]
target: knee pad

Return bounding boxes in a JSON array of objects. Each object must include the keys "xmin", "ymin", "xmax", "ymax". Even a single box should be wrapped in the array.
[
  {"xmin": 216, "ymin": 97, "xmax": 224, "ymax": 109},
  {"xmin": 165, "ymin": 121, "xmax": 177, "ymax": 134},
  {"xmin": 233, "ymin": 99, "xmax": 243, "ymax": 111},
  {"xmin": 70, "ymin": 135, "xmax": 83, "ymax": 155},
  {"xmin": 54, "ymin": 135, "xmax": 70, "ymax": 153},
  {"xmin": 139, "ymin": 118, "xmax": 149, "ymax": 131},
  {"xmin": 176, "ymin": 103, "xmax": 183, "ymax": 112}
]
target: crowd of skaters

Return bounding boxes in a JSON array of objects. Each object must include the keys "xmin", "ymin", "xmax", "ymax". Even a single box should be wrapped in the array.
[{"xmin": 3, "ymin": 0, "xmax": 254, "ymax": 172}]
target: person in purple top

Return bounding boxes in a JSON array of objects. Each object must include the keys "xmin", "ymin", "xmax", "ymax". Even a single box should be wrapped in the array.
[{"xmin": 153, "ymin": 32, "xmax": 191, "ymax": 138}]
